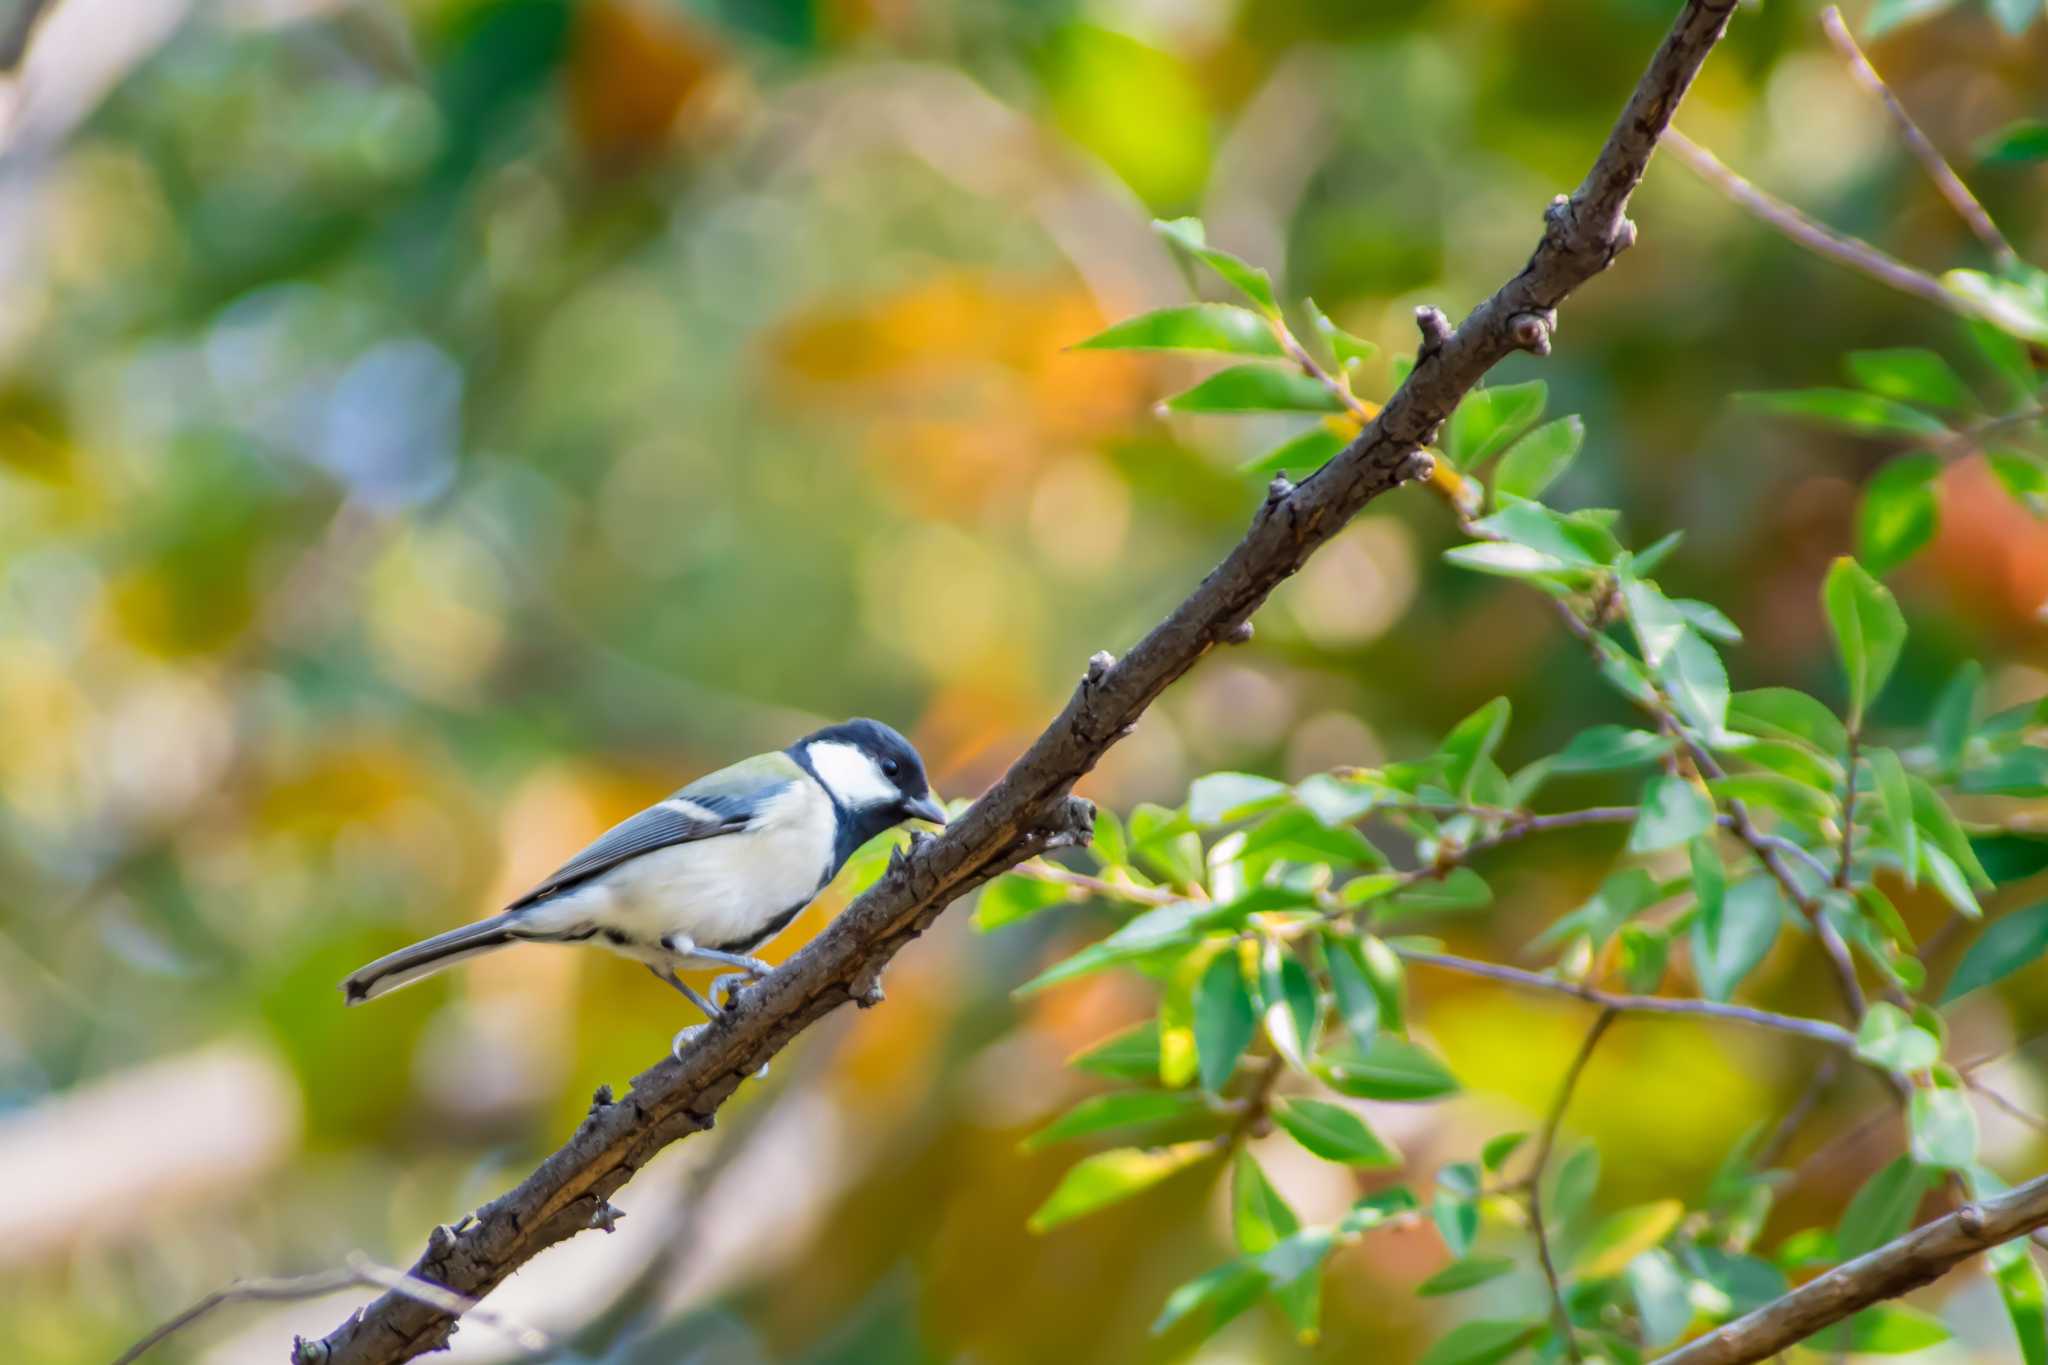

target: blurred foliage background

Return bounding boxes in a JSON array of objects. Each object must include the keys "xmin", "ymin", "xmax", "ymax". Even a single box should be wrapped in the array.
[{"xmin": 0, "ymin": 0, "xmax": 2044, "ymax": 1360}]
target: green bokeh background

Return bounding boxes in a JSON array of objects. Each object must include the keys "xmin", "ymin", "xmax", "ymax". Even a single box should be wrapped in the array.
[{"xmin": 0, "ymin": 0, "xmax": 2044, "ymax": 1359}]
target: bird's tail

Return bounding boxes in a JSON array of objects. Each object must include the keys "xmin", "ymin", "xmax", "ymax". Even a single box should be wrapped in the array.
[{"xmin": 342, "ymin": 912, "xmax": 526, "ymax": 1005}]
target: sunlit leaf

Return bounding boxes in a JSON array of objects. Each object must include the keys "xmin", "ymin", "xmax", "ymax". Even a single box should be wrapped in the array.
[
  {"xmin": 1855, "ymin": 1002, "xmax": 1941, "ymax": 1073},
  {"xmin": 1232, "ymin": 1148, "xmax": 1299, "ymax": 1253},
  {"xmin": 1272, "ymin": 1097, "xmax": 1399, "ymax": 1166},
  {"xmin": 1438, "ymin": 697, "xmax": 1511, "ymax": 799},
  {"xmin": 1838, "ymin": 1156, "xmax": 1932, "ymax": 1257},
  {"xmin": 1417, "ymin": 1318, "xmax": 1544, "ymax": 1365},
  {"xmin": 1828, "ymin": 1303, "xmax": 1953, "ymax": 1353},
  {"xmin": 1572, "ymin": 1199, "xmax": 1684, "ymax": 1279},
  {"xmin": 1728, "ymin": 687, "xmax": 1848, "ymax": 753},
  {"xmin": 1481, "ymin": 1131, "xmax": 1527, "ymax": 1172},
  {"xmin": 1855, "ymin": 453, "xmax": 1941, "ymax": 575},
  {"xmin": 1418, "ymin": 1256, "xmax": 1516, "ymax": 1297},
  {"xmin": 1492, "ymin": 414, "xmax": 1584, "ymax": 503},
  {"xmin": 1944, "ymin": 902, "xmax": 2048, "ymax": 1002},
  {"xmin": 1188, "ymin": 772, "xmax": 1292, "ymax": 824},
  {"xmin": 1027, "ymin": 1141, "xmax": 1215, "ymax": 1232},
  {"xmin": 1306, "ymin": 298, "xmax": 1379, "ymax": 370},
  {"xmin": 1444, "ymin": 381, "xmax": 1548, "ymax": 470},
  {"xmin": 1989, "ymin": 450, "xmax": 2048, "ymax": 517},
  {"xmin": 1661, "ymin": 627, "xmax": 1731, "ymax": 739},
  {"xmin": 1261, "ymin": 942, "xmax": 1320, "ymax": 1073},
  {"xmin": 973, "ymin": 873, "xmax": 1070, "ymax": 932},
  {"xmin": 1551, "ymin": 725, "xmax": 1671, "ymax": 773},
  {"xmin": 1071, "ymin": 1021, "xmax": 1161, "ymax": 1080},
  {"xmin": 1023, "ymin": 1089, "xmax": 1211, "ymax": 1151},
  {"xmin": 1629, "ymin": 1249, "xmax": 1695, "ymax": 1347},
  {"xmin": 1195, "ymin": 948, "xmax": 1258, "ymax": 1091},
  {"xmin": 1241, "ymin": 426, "xmax": 1346, "ymax": 476},
  {"xmin": 1390, "ymin": 866, "xmax": 1492, "ymax": 914},
  {"xmin": 1164, "ymin": 364, "xmax": 1342, "ymax": 414},
  {"xmin": 1150, "ymin": 1260, "xmax": 1265, "ymax": 1338},
  {"xmin": 1846, "ymin": 348, "xmax": 1973, "ymax": 410},
  {"xmin": 1980, "ymin": 118, "xmax": 2048, "ymax": 164},
  {"xmin": 1735, "ymin": 388, "xmax": 1948, "ymax": 438},
  {"xmin": 1823, "ymin": 557, "xmax": 1907, "ymax": 728},
  {"xmin": 1909, "ymin": 1081, "xmax": 1978, "ymax": 1169},
  {"xmin": 1154, "ymin": 218, "xmax": 1278, "ymax": 314},
  {"xmin": 1075, "ymin": 304, "xmax": 1283, "ymax": 356},
  {"xmin": 1693, "ymin": 878, "xmax": 1784, "ymax": 1001},
  {"xmin": 1630, "ymin": 774, "xmax": 1713, "ymax": 852},
  {"xmin": 1995, "ymin": 1242, "xmax": 2048, "ymax": 1365},
  {"xmin": 1946, "ymin": 267, "xmax": 2048, "ymax": 345},
  {"xmin": 1317, "ymin": 1033, "xmax": 1460, "ymax": 1101}
]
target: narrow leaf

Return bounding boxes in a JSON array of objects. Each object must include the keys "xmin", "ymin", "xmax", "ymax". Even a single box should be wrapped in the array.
[{"xmin": 1027, "ymin": 1142, "xmax": 1215, "ymax": 1232}]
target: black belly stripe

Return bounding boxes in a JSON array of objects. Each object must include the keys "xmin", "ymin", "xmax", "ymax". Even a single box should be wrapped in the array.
[{"xmin": 710, "ymin": 902, "xmax": 806, "ymax": 954}]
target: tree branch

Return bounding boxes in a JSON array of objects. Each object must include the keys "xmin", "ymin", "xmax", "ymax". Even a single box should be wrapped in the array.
[
  {"xmin": 1523, "ymin": 1009, "xmax": 1618, "ymax": 1364},
  {"xmin": 1655, "ymin": 1173, "xmax": 2048, "ymax": 1364},
  {"xmin": 305, "ymin": 5, "xmax": 1741, "ymax": 1358},
  {"xmin": 1817, "ymin": 5, "xmax": 2018, "ymax": 273}
]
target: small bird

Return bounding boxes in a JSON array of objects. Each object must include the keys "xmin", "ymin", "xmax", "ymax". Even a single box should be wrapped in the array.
[{"xmin": 342, "ymin": 719, "xmax": 945, "ymax": 1053}]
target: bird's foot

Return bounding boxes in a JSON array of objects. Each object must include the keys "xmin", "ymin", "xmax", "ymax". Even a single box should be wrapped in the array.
[
  {"xmin": 671, "ymin": 1025, "xmax": 705, "ymax": 1060},
  {"xmin": 712, "ymin": 972, "xmax": 754, "ymax": 1009}
]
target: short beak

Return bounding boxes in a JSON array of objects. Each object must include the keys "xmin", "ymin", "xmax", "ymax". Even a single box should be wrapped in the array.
[{"xmin": 903, "ymin": 794, "xmax": 948, "ymax": 827}]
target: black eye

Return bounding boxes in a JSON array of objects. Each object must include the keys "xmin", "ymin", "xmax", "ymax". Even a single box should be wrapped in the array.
[{"xmin": 882, "ymin": 759, "xmax": 900, "ymax": 778}]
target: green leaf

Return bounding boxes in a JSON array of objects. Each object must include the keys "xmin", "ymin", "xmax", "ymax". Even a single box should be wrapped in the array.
[
  {"xmin": 1572, "ymin": 1200, "xmax": 1685, "ymax": 1280},
  {"xmin": 1838, "ymin": 1156, "xmax": 1932, "ymax": 1257},
  {"xmin": 1232, "ymin": 1149, "xmax": 1299, "ymax": 1253},
  {"xmin": 1846, "ymin": 348, "xmax": 1974, "ymax": 410},
  {"xmin": 1946, "ymin": 266, "xmax": 2048, "ymax": 345},
  {"xmin": 1974, "ymin": 833, "xmax": 2048, "ymax": 886},
  {"xmin": 1481, "ymin": 1132, "xmax": 1527, "ymax": 1172},
  {"xmin": 1257, "ymin": 1228, "xmax": 1332, "ymax": 1343},
  {"xmin": 1272, "ymin": 1097, "xmax": 1399, "ymax": 1166},
  {"xmin": 1910, "ymin": 1082, "xmax": 1978, "ymax": 1169},
  {"xmin": 1866, "ymin": 0, "xmax": 1959, "ymax": 35},
  {"xmin": 1240, "ymin": 426, "xmax": 1346, "ymax": 476},
  {"xmin": 1015, "ymin": 899, "xmax": 1218, "ymax": 994},
  {"xmin": 1867, "ymin": 746, "xmax": 1918, "ymax": 875},
  {"xmin": 1929, "ymin": 662, "xmax": 1982, "ymax": 777},
  {"xmin": 1989, "ymin": 450, "xmax": 2048, "ymax": 517},
  {"xmin": 1856, "ymin": 453, "xmax": 1942, "ymax": 575},
  {"xmin": 1188, "ymin": 772, "xmax": 1292, "ymax": 824},
  {"xmin": 1619, "ymin": 923, "xmax": 1671, "ymax": 993},
  {"xmin": 1164, "ymin": 364, "xmax": 1342, "ymax": 414},
  {"xmin": 1982, "ymin": 118, "xmax": 2048, "ymax": 165},
  {"xmin": 1693, "ymin": 879, "xmax": 1785, "ymax": 1001},
  {"xmin": 1548, "ymin": 1143, "xmax": 1601, "ymax": 1226},
  {"xmin": 1261, "ymin": 943, "xmax": 1320, "ymax": 1072},
  {"xmin": 1944, "ymin": 902, "xmax": 2048, "ymax": 1002},
  {"xmin": 1194, "ymin": 949, "xmax": 1258, "ymax": 1092},
  {"xmin": 1417, "ymin": 1256, "xmax": 1516, "ymax": 1297},
  {"xmin": 974, "ymin": 873, "xmax": 1070, "ymax": 932},
  {"xmin": 1966, "ymin": 316, "xmax": 2038, "ymax": 402},
  {"xmin": 1996, "ymin": 1243, "xmax": 2048, "ymax": 1365},
  {"xmin": 1027, "ymin": 1141, "xmax": 1215, "ymax": 1231},
  {"xmin": 1438, "ymin": 697, "xmax": 1511, "ymax": 800},
  {"xmin": 1675, "ymin": 597, "xmax": 1743, "ymax": 643},
  {"xmin": 1628, "ymin": 1249, "xmax": 1695, "ymax": 1347},
  {"xmin": 1961, "ymin": 747, "xmax": 2048, "ymax": 796},
  {"xmin": 1150, "ymin": 1260, "xmax": 1265, "ymax": 1338},
  {"xmin": 1823, "ymin": 557, "xmax": 1908, "ymax": 727},
  {"xmin": 1071, "ymin": 1021, "xmax": 1161, "ymax": 1080},
  {"xmin": 1154, "ymin": 218, "xmax": 1278, "ymax": 314},
  {"xmin": 1911, "ymin": 775, "xmax": 1993, "ymax": 889},
  {"xmin": 1492, "ymin": 414, "xmax": 1584, "ymax": 503},
  {"xmin": 1706, "ymin": 773, "xmax": 1837, "ymax": 826},
  {"xmin": 1417, "ymin": 1318, "xmax": 1544, "ymax": 1365},
  {"xmin": 1736, "ymin": 388, "xmax": 1949, "ymax": 438},
  {"xmin": 1834, "ymin": 1303, "xmax": 1954, "ymax": 1353},
  {"xmin": 1433, "ymin": 1180, "xmax": 1478, "ymax": 1259},
  {"xmin": 1323, "ymin": 931, "xmax": 1382, "ymax": 1051},
  {"xmin": 1623, "ymin": 578, "xmax": 1690, "ymax": 668},
  {"xmin": 1661, "ymin": 627, "xmax": 1731, "ymax": 739},
  {"xmin": 1390, "ymin": 866, "xmax": 1492, "ymax": 914},
  {"xmin": 1728, "ymin": 687, "xmax": 1849, "ymax": 753},
  {"xmin": 1535, "ymin": 867, "xmax": 1660, "ymax": 954},
  {"xmin": 1317, "ymin": 1034, "xmax": 1460, "ymax": 1101},
  {"xmin": 1075, "ymin": 304, "xmax": 1284, "ymax": 356},
  {"xmin": 1472, "ymin": 501, "xmax": 1618, "ymax": 566},
  {"xmin": 1444, "ymin": 381, "xmax": 1548, "ymax": 470},
  {"xmin": 1551, "ymin": 726, "xmax": 1671, "ymax": 773},
  {"xmin": 1023, "ymin": 1090, "xmax": 1211, "ymax": 1151},
  {"xmin": 1989, "ymin": 0, "xmax": 2041, "ymax": 38},
  {"xmin": 1855, "ymin": 1002, "xmax": 1942, "ymax": 1073},
  {"xmin": 1630, "ymin": 775, "xmax": 1714, "ymax": 852},
  {"xmin": 1305, "ymin": 298, "xmax": 1378, "ymax": 370}
]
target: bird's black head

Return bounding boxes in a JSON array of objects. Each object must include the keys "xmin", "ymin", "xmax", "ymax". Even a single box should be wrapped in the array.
[{"xmin": 792, "ymin": 718, "xmax": 946, "ymax": 857}]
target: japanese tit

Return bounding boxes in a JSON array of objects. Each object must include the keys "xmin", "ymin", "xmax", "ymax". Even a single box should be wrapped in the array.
[{"xmin": 342, "ymin": 719, "xmax": 945, "ymax": 1048}]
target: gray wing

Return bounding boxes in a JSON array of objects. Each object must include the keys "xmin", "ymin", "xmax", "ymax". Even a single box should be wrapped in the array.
[{"xmin": 506, "ymin": 752, "xmax": 806, "ymax": 910}]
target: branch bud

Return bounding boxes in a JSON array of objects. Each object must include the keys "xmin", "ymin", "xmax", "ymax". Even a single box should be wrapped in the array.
[{"xmin": 1414, "ymin": 306, "xmax": 1453, "ymax": 360}]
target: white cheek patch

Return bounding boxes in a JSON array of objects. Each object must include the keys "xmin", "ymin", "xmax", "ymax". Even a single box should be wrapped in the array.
[{"xmin": 805, "ymin": 740, "xmax": 899, "ymax": 809}]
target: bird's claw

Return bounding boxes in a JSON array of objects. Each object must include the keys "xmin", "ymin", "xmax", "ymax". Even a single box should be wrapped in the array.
[
  {"xmin": 712, "ymin": 972, "xmax": 752, "ymax": 1009},
  {"xmin": 672, "ymin": 1025, "xmax": 705, "ymax": 1060}
]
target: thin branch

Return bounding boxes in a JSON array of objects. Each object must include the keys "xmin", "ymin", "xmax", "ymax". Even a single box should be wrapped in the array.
[
  {"xmin": 1523, "ymin": 1009, "xmax": 1618, "ymax": 1364},
  {"xmin": 1835, "ymin": 730, "xmax": 1860, "ymax": 890},
  {"xmin": 307, "ymin": 6, "xmax": 1744, "ymax": 1358},
  {"xmin": 1655, "ymin": 1173, "xmax": 2048, "ymax": 1364},
  {"xmin": 1754, "ymin": 1055, "xmax": 1843, "ymax": 1170},
  {"xmin": 113, "ymin": 1257, "xmax": 551, "ymax": 1365},
  {"xmin": 1818, "ymin": 5, "xmax": 2018, "ymax": 273},
  {"xmin": 1664, "ymin": 130, "xmax": 1967, "ymax": 320},
  {"xmin": 1395, "ymin": 948, "xmax": 1858, "ymax": 1049}
]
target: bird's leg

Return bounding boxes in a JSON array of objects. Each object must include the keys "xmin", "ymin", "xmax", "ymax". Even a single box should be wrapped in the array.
[
  {"xmin": 649, "ymin": 965, "xmax": 721, "ymax": 1023},
  {"xmin": 711, "ymin": 972, "xmax": 752, "ymax": 1009},
  {"xmin": 687, "ymin": 946, "xmax": 774, "ymax": 978}
]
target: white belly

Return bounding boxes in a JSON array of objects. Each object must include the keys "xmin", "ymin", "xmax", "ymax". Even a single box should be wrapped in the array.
[{"xmin": 517, "ymin": 784, "xmax": 837, "ymax": 965}]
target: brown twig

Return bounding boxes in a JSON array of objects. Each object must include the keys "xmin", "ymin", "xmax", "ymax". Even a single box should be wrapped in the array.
[
  {"xmin": 1395, "ymin": 949, "xmax": 1857, "ymax": 1049},
  {"xmin": 1655, "ymin": 1173, "xmax": 2048, "ymax": 1364},
  {"xmin": 1664, "ymin": 130, "xmax": 1967, "ymax": 320},
  {"xmin": 1818, "ymin": 6, "xmax": 2018, "ymax": 273},
  {"xmin": 305, "ymin": 6, "xmax": 1744, "ymax": 1357},
  {"xmin": 1523, "ymin": 1009, "xmax": 1619, "ymax": 1364}
]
